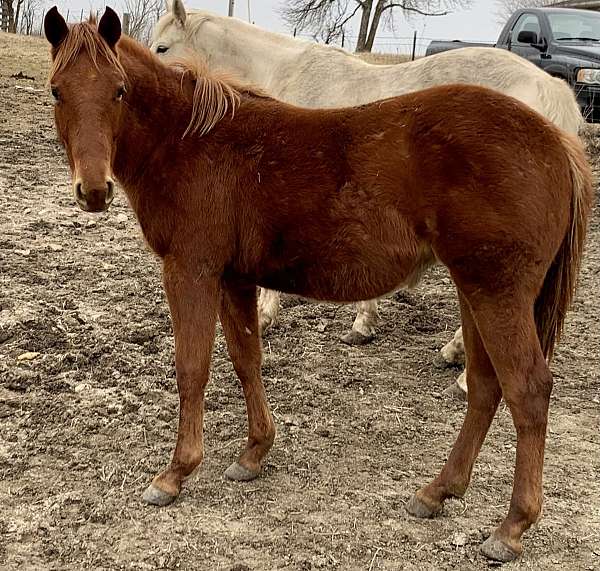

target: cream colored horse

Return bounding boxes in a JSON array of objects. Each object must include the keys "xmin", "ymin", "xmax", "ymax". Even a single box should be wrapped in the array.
[{"xmin": 151, "ymin": 1, "xmax": 583, "ymax": 396}]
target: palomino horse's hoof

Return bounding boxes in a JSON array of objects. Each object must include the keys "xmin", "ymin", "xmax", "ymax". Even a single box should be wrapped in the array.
[
  {"xmin": 340, "ymin": 330, "xmax": 374, "ymax": 346},
  {"xmin": 480, "ymin": 534, "xmax": 521, "ymax": 562},
  {"xmin": 443, "ymin": 379, "xmax": 467, "ymax": 401},
  {"xmin": 142, "ymin": 484, "xmax": 178, "ymax": 506},
  {"xmin": 406, "ymin": 493, "xmax": 442, "ymax": 519},
  {"xmin": 224, "ymin": 462, "xmax": 260, "ymax": 482}
]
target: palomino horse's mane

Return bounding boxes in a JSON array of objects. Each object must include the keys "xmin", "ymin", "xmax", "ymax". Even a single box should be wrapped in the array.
[
  {"xmin": 155, "ymin": 9, "xmax": 349, "ymax": 56},
  {"xmin": 49, "ymin": 18, "xmax": 126, "ymax": 82}
]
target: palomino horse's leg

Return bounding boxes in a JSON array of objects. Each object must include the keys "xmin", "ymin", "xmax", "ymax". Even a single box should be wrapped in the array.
[
  {"xmin": 143, "ymin": 262, "xmax": 220, "ymax": 506},
  {"xmin": 440, "ymin": 327, "xmax": 469, "ymax": 400},
  {"xmin": 219, "ymin": 282, "xmax": 276, "ymax": 481},
  {"xmin": 257, "ymin": 288, "xmax": 281, "ymax": 334},
  {"xmin": 440, "ymin": 327, "xmax": 464, "ymax": 364},
  {"xmin": 408, "ymin": 294, "xmax": 501, "ymax": 515},
  {"xmin": 340, "ymin": 299, "xmax": 379, "ymax": 345}
]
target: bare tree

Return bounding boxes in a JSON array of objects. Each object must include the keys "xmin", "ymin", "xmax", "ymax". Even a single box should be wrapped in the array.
[
  {"xmin": 1, "ymin": 0, "xmax": 25, "ymax": 33},
  {"xmin": 18, "ymin": 0, "xmax": 39, "ymax": 34},
  {"xmin": 282, "ymin": 0, "xmax": 472, "ymax": 52},
  {"xmin": 123, "ymin": 0, "xmax": 164, "ymax": 43},
  {"xmin": 495, "ymin": 0, "xmax": 546, "ymax": 25}
]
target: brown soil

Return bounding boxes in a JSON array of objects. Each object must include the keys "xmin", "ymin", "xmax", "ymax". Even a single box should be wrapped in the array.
[{"xmin": 0, "ymin": 31, "xmax": 599, "ymax": 571}]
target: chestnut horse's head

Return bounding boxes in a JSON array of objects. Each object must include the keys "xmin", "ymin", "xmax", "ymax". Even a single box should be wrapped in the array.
[{"xmin": 45, "ymin": 7, "xmax": 125, "ymax": 212}]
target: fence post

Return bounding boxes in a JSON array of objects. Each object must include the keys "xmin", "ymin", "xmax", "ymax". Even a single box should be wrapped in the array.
[
  {"xmin": 228, "ymin": 0, "xmax": 234, "ymax": 17},
  {"xmin": 123, "ymin": 12, "xmax": 130, "ymax": 36},
  {"xmin": 411, "ymin": 30, "xmax": 417, "ymax": 61}
]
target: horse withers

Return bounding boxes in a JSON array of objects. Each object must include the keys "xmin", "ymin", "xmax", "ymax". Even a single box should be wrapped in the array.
[{"xmin": 44, "ymin": 7, "xmax": 593, "ymax": 563}]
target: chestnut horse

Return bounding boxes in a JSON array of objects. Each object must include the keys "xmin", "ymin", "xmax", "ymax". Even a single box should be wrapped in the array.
[{"xmin": 44, "ymin": 8, "xmax": 593, "ymax": 563}]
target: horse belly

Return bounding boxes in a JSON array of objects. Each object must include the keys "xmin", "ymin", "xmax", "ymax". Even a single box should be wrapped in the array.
[{"xmin": 257, "ymin": 239, "xmax": 434, "ymax": 303}]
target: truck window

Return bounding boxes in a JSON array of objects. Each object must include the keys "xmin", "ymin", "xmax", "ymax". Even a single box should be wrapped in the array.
[
  {"xmin": 548, "ymin": 12, "xmax": 600, "ymax": 41},
  {"xmin": 512, "ymin": 13, "xmax": 542, "ymax": 43}
]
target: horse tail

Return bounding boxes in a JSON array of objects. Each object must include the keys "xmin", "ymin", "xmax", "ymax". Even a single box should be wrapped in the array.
[
  {"xmin": 535, "ymin": 129, "xmax": 594, "ymax": 361},
  {"xmin": 537, "ymin": 75, "xmax": 584, "ymax": 135}
]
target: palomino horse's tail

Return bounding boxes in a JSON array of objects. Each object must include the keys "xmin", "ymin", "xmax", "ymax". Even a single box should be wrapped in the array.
[{"xmin": 535, "ymin": 130, "xmax": 594, "ymax": 361}]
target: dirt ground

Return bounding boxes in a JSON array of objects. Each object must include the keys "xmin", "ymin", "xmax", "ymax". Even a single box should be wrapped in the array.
[{"xmin": 0, "ymin": 31, "xmax": 599, "ymax": 571}]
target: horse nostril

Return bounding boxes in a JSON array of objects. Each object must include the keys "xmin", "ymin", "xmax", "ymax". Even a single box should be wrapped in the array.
[
  {"xmin": 75, "ymin": 182, "xmax": 85, "ymax": 202},
  {"xmin": 106, "ymin": 180, "xmax": 115, "ymax": 205}
]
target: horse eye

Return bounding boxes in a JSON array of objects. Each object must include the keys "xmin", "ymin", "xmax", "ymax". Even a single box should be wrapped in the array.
[
  {"xmin": 115, "ymin": 85, "xmax": 127, "ymax": 101},
  {"xmin": 51, "ymin": 86, "xmax": 60, "ymax": 101},
  {"xmin": 156, "ymin": 45, "xmax": 169, "ymax": 54}
]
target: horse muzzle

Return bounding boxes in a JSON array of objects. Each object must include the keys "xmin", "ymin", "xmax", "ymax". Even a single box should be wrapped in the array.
[{"xmin": 74, "ymin": 178, "xmax": 115, "ymax": 212}]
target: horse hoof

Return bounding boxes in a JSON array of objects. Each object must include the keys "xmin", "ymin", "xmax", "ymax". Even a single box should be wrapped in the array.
[
  {"xmin": 443, "ymin": 380, "xmax": 467, "ymax": 401},
  {"xmin": 340, "ymin": 330, "xmax": 374, "ymax": 346},
  {"xmin": 480, "ymin": 535, "xmax": 521, "ymax": 562},
  {"xmin": 142, "ymin": 484, "xmax": 177, "ymax": 507},
  {"xmin": 224, "ymin": 462, "xmax": 260, "ymax": 482},
  {"xmin": 406, "ymin": 493, "xmax": 442, "ymax": 519}
]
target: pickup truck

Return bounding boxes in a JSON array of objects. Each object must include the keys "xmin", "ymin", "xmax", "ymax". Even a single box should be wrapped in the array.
[{"xmin": 426, "ymin": 8, "xmax": 600, "ymax": 122}]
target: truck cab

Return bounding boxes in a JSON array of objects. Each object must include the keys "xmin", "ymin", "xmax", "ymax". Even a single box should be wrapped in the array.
[{"xmin": 497, "ymin": 8, "xmax": 600, "ymax": 121}]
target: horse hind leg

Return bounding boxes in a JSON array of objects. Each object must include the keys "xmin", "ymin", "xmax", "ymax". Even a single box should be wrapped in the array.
[
  {"xmin": 472, "ymin": 299, "xmax": 553, "ymax": 561},
  {"xmin": 411, "ymin": 288, "xmax": 553, "ymax": 562},
  {"xmin": 407, "ymin": 293, "xmax": 501, "ymax": 517}
]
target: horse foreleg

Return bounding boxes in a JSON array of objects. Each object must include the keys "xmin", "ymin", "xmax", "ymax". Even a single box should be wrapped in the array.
[
  {"xmin": 341, "ymin": 299, "xmax": 379, "ymax": 345},
  {"xmin": 220, "ymin": 281, "xmax": 275, "ymax": 481},
  {"xmin": 143, "ymin": 261, "xmax": 220, "ymax": 506}
]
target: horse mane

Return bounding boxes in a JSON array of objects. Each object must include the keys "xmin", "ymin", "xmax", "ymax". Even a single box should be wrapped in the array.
[
  {"xmin": 49, "ymin": 18, "xmax": 126, "ymax": 82},
  {"xmin": 168, "ymin": 53, "xmax": 242, "ymax": 137}
]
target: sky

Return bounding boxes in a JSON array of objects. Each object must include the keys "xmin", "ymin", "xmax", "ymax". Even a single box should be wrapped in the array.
[{"xmin": 53, "ymin": 0, "xmax": 505, "ymax": 55}]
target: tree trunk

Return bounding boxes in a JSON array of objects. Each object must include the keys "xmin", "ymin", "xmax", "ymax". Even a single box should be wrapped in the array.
[
  {"xmin": 13, "ymin": 0, "xmax": 23, "ymax": 33},
  {"xmin": 355, "ymin": 0, "xmax": 372, "ymax": 52},
  {"xmin": 364, "ymin": 0, "xmax": 387, "ymax": 52}
]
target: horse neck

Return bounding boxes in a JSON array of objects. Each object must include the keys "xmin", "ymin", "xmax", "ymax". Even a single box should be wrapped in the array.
[
  {"xmin": 193, "ymin": 17, "xmax": 306, "ymax": 94},
  {"xmin": 112, "ymin": 40, "xmax": 191, "ymax": 202}
]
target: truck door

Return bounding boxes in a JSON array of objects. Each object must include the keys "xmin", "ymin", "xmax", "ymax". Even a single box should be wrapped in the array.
[{"xmin": 508, "ymin": 12, "xmax": 545, "ymax": 66}]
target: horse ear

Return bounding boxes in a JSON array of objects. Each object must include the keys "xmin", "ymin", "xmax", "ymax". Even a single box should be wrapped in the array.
[
  {"xmin": 44, "ymin": 6, "xmax": 69, "ymax": 49},
  {"xmin": 98, "ymin": 7, "xmax": 121, "ymax": 49},
  {"xmin": 172, "ymin": 0, "xmax": 187, "ymax": 27}
]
